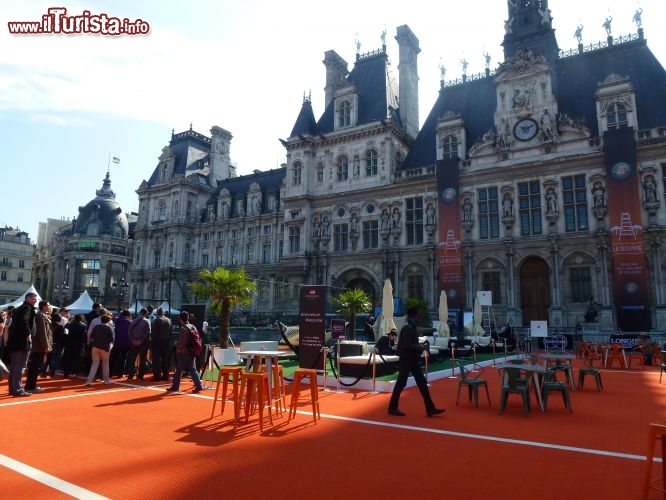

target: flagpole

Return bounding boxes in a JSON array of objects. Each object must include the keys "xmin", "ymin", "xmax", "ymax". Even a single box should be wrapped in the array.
[{"xmin": 107, "ymin": 153, "xmax": 111, "ymax": 174}]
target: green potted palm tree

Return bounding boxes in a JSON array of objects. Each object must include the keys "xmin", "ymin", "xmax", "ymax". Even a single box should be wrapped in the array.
[
  {"xmin": 189, "ymin": 267, "xmax": 257, "ymax": 348},
  {"xmin": 332, "ymin": 288, "xmax": 372, "ymax": 341}
]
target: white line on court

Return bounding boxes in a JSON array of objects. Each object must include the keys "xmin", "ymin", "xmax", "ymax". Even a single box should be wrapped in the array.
[
  {"xmin": 319, "ymin": 412, "xmax": 655, "ymax": 463},
  {"xmin": 0, "ymin": 453, "xmax": 109, "ymax": 499}
]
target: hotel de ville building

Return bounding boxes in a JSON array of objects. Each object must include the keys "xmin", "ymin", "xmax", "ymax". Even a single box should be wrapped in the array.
[{"xmin": 129, "ymin": 1, "xmax": 666, "ymax": 333}]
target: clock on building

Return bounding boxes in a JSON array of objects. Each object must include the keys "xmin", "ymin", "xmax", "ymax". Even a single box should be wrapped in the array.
[{"xmin": 513, "ymin": 118, "xmax": 538, "ymax": 141}]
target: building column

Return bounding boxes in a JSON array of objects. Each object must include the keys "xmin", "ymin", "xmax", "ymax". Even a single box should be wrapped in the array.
[
  {"xmin": 649, "ymin": 235, "xmax": 666, "ymax": 330},
  {"xmin": 549, "ymin": 235, "xmax": 563, "ymax": 327},
  {"xmin": 268, "ymin": 276, "xmax": 275, "ymax": 320},
  {"xmin": 464, "ymin": 248, "xmax": 473, "ymax": 309},
  {"xmin": 427, "ymin": 248, "xmax": 436, "ymax": 308},
  {"xmin": 503, "ymin": 240, "xmax": 520, "ymax": 326},
  {"xmin": 596, "ymin": 233, "xmax": 614, "ymax": 332}
]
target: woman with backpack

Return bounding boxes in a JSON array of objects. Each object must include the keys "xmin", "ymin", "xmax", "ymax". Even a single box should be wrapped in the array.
[{"xmin": 165, "ymin": 310, "xmax": 204, "ymax": 394}]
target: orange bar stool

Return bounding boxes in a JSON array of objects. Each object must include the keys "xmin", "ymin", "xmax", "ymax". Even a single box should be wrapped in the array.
[
  {"xmin": 210, "ymin": 366, "xmax": 243, "ymax": 423},
  {"xmin": 607, "ymin": 344, "xmax": 625, "ymax": 369},
  {"xmin": 240, "ymin": 371, "xmax": 273, "ymax": 432},
  {"xmin": 259, "ymin": 363, "xmax": 287, "ymax": 416},
  {"xmin": 642, "ymin": 420, "xmax": 666, "ymax": 499},
  {"xmin": 288, "ymin": 368, "xmax": 321, "ymax": 424},
  {"xmin": 272, "ymin": 363, "xmax": 287, "ymax": 416}
]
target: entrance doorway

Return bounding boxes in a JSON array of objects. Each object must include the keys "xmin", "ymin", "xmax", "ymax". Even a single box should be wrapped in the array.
[
  {"xmin": 520, "ymin": 257, "xmax": 551, "ymax": 326},
  {"xmin": 345, "ymin": 277, "xmax": 376, "ymax": 307}
]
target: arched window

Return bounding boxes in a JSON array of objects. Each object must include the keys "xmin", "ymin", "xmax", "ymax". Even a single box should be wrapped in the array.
[
  {"xmin": 292, "ymin": 161, "xmax": 302, "ymax": 185},
  {"xmin": 442, "ymin": 135, "xmax": 458, "ymax": 159},
  {"xmin": 337, "ymin": 100, "xmax": 351, "ymax": 127},
  {"xmin": 336, "ymin": 155, "xmax": 349, "ymax": 182},
  {"xmin": 365, "ymin": 149, "xmax": 378, "ymax": 176},
  {"xmin": 607, "ymin": 102, "xmax": 628, "ymax": 129}
]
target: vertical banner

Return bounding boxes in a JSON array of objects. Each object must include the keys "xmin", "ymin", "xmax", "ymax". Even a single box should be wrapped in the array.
[
  {"xmin": 604, "ymin": 127, "xmax": 650, "ymax": 331},
  {"xmin": 436, "ymin": 158, "xmax": 464, "ymax": 310},
  {"xmin": 299, "ymin": 285, "xmax": 326, "ymax": 369}
]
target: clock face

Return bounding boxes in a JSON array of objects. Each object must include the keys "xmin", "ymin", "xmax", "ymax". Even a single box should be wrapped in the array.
[{"xmin": 513, "ymin": 118, "xmax": 538, "ymax": 141}]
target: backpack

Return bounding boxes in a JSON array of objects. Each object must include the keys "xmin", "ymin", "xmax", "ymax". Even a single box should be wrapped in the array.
[{"xmin": 187, "ymin": 324, "xmax": 203, "ymax": 356}]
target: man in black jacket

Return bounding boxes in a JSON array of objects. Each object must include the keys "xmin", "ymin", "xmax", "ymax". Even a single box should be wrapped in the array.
[
  {"xmin": 388, "ymin": 307, "xmax": 445, "ymax": 417},
  {"xmin": 7, "ymin": 292, "xmax": 37, "ymax": 396},
  {"xmin": 374, "ymin": 329, "xmax": 398, "ymax": 356}
]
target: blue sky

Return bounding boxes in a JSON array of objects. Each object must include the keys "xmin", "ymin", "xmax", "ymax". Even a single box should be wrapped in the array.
[{"xmin": 1, "ymin": 0, "xmax": 662, "ymax": 240}]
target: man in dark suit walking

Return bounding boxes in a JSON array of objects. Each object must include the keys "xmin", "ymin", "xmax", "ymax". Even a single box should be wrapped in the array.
[{"xmin": 388, "ymin": 307, "xmax": 445, "ymax": 417}]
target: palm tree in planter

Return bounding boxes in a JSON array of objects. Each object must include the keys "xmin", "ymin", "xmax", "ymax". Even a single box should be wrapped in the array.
[
  {"xmin": 332, "ymin": 288, "xmax": 372, "ymax": 341},
  {"xmin": 404, "ymin": 297, "xmax": 432, "ymax": 327},
  {"xmin": 189, "ymin": 267, "xmax": 256, "ymax": 348}
]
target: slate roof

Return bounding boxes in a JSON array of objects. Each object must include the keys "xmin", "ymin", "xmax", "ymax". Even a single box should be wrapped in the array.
[
  {"xmin": 146, "ymin": 128, "xmax": 212, "ymax": 186},
  {"xmin": 209, "ymin": 167, "xmax": 285, "ymax": 206},
  {"xmin": 296, "ymin": 50, "xmax": 390, "ymax": 137},
  {"xmin": 403, "ymin": 36, "xmax": 666, "ymax": 170},
  {"xmin": 290, "ymin": 98, "xmax": 318, "ymax": 138},
  {"xmin": 73, "ymin": 173, "xmax": 129, "ymax": 236}
]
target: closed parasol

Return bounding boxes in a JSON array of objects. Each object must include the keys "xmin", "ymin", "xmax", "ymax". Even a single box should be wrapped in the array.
[
  {"xmin": 380, "ymin": 279, "xmax": 397, "ymax": 335},
  {"xmin": 438, "ymin": 290, "xmax": 450, "ymax": 337},
  {"xmin": 473, "ymin": 296, "xmax": 485, "ymax": 336}
]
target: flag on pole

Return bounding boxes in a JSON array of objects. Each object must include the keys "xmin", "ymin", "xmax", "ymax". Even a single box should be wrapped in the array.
[{"xmin": 112, "ymin": 157, "xmax": 120, "ymax": 164}]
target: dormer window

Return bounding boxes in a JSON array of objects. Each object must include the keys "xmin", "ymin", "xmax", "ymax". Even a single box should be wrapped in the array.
[
  {"xmin": 607, "ymin": 102, "xmax": 628, "ymax": 129},
  {"xmin": 336, "ymin": 155, "xmax": 349, "ymax": 181},
  {"xmin": 292, "ymin": 161, "xmax": 302, "ymax": 185},
  {"xmin": 442, "ymin": 135, "xmax": 458, "ymax": 159},
  {"xmin": 161, "ymin": 163, "xmax": 168, "ymax": 181},
  {"xmin": 337, "ymin": 100, "xmax": 351, "ymax": 128}
]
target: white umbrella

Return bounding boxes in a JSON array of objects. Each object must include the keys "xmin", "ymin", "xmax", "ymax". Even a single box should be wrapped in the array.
[
  {"xmin": 472, "ymin": 296, "xmax": 485, "ymax": 336},
  {"xmin": 438, "ymin": 290, "xmax": 450, "ymax": 337},
  {"xmin": 380, "ymin": 279, "xmax": 397, "ymax": 335}
]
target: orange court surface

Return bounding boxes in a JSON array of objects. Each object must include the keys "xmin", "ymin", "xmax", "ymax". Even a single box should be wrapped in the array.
[{"xmin": 1, "ymin": 357, "xmax": 665, "ymax": 499}]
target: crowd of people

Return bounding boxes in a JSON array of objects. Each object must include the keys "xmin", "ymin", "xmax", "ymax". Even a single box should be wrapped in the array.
[{"xmin": 0, "ymin": 293, "xmax": 203, "ymax": 397}]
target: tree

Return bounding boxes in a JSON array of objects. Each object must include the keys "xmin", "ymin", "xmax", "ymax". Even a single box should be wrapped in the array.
[
  {"xmin": 404, "ymin": 297, "xmax": 432, "ymax": 326},
  {"xmin": 188, "ymin": 267, "xmax": 256, "ymax": 348},
  {"xmin": 332, "ymin": 288, "xmax": 372, "ymax": 340}
]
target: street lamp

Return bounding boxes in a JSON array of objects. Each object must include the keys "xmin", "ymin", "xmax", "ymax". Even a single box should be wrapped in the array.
[
  {"xmin": 54, "ymin": 281, "xmax": 69, "ymax": 307},
  {"xmin": 111, "ymin": 277, "xmax": 130, "ymax": 313}
]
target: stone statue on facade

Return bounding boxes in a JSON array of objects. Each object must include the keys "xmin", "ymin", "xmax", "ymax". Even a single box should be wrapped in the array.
[
  {"xmin": 502, "ymin": 194, "xmax": 513, "ymax": 218},
  {"xmin": 426, "ymin": 204, "xmax": 436, "ymax": 226},
  {"xmin": 644, "ymin": 177, "xmax": 657, "ymax": 202},
  {"xmin": 603, "ymin": 16, "xmax": 612, "ymax": 37},
  {"xmin": 392, "ymin": 208, "xmax": 401, "ymax": 229},
  {"xmin": 546, "ymin": 189, "xmax": 558, "ymax": 214}
]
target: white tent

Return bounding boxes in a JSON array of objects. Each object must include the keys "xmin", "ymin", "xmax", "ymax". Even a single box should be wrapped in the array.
[
  {"xmin": 157, "ymin": 300, "xmax": 179, "ymax": 315},
  {"xmin": 0, "ymin": 284, "xmax": 42, "ymax": 310},
  {"xmin": 129, "ymin": 300, "xmax": 146, "ymax": 314},
  {"xmin": 64, "ymin": 290, "xmax": 94, "ymax": 314}
]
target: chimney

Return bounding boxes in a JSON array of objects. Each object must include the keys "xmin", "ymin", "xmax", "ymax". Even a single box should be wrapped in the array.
[
  {"xmin": 323, "ymin": 50, "xmax": 349, "ymax": 109},
  {"xmin": 395, "ymin": 25, "xmax": 421, "ymax": 139},
  {"xmin": 209, "ymin": 126, "xmax": 233, "ymax": 183}
]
